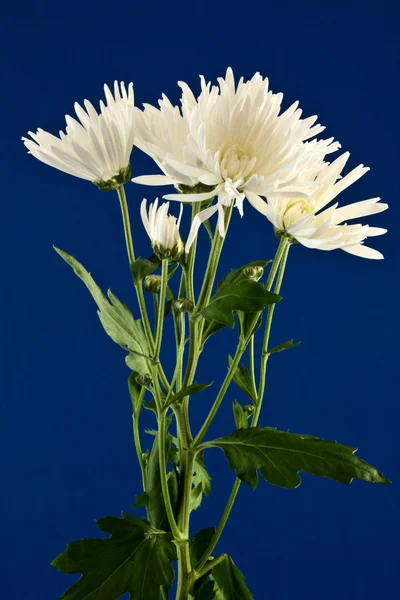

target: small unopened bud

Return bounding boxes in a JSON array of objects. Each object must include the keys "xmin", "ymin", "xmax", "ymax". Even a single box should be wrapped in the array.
[
  {"xmin": 175, "ymin": 298, "xmax": 194, "ymax": 313},
  {"xmin": 136, "ymin": 373, "xmax": 152, "ymax": 387},
  {"xmin": 141, "ymin": 451, "xmax": 149, "ymax": 462},
  {"xmin": 243, "ymin": 265, "xmax": 264, "ymax": 282},
  {"xmin": 243, "ymin": 404, "xmax": 255, "ymax": 416},
  {"xmin": 144, "ymin": 275, "xmax": 162, "ymax": 294}
]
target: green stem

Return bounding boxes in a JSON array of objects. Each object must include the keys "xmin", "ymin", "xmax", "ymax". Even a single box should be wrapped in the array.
[
  {"xmin": 195, "ymin": 553, "xmax": 228, "ymax": 580},
  {"xmin": 249, "ymin": 334, "xmax": 258, "ymax": 399},
  {"xmin": 154, "ymin": 260, "xmax": 169, "ymax": 359},
  {"xmin": 193, "ymin": 339, "xmax": 246, "ymax": 446},
  {"xmin": 195, "ymin": 236, "xmax": 292, "ymax": 569},
  {"xmin": 156, "ymin": 402, "xmax": 182, "ymax": 540},
  {"xmin": 117, "ymin": 184, "xmax": 135, "ymax": 265},
  {"xmin": 174, "ymin": 405, "xmax": 195, "ymax": 600},
  {"xmin": 116, "ymin": 186, "xmax": 170, "ymax": 391},
  {"xmin": 254, "ymin": 239, "xmax": 291, "ymax": 424},
  {"xmin": 160, "ymin": 586, "xmax": 168, "ymax": 600},
  {"xmin": 195, "ymin": 479, "xmax": 240, "ymax": 574},
  {"xmin": 133, "ymin": 388, "xmax": 147, "ymax": 494}
]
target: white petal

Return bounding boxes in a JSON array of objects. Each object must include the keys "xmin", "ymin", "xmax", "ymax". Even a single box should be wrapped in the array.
[
  {"xmin": 333, "ymin": 198, "xmax": 388, "ymax": 224},
  {"xmin": 132, "ymin": 175, "xmax": 177, "ymax": 186},
  {"xmin": 164, "ymin": 188, "xmax": 218, "ymax": 203},
  {"xmin": 342, "ymin": 244, "xmax": 384, "ymax": 259},
  {"xmin": 245, "ymin": 191, "xmax": 269, "ymax": 216},
  {"xmin": 185, "ymin": 204, "xmax": 218, "ymax": 252}
]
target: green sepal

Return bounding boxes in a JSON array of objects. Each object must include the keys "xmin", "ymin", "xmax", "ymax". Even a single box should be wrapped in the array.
[
  {"xmin": 54, "ymin": 248, "xmax": 150, "ymax": 377},
  {"xmin": 51, "ymin": 513, "xmax": 176, "ymax": 600},
  {"xmin": 92, "ymin": 165, "xmax": 131, "ymax": 191},
  {"xmin": 205, "ymin": 427, "xmax": 390, "ymax": 489},
  {"xmin": 165, "ymin": 382, "xmax": 213, "ymax": 408},
  {"xmin": 130, "ymin": 254, "xmax": 161, "ymax": 282},
  {"xmin": 228, "ymin": 357, "xmax": 257, "ymax": 404},
  {"xmin": 268, "ymin": 339, "xmax": 300, "ymax": 354}
]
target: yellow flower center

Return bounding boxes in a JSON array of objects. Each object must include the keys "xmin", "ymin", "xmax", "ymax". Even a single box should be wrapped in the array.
[
  {"xmin": 282, "ymin": 198, "xmax": 315, "ymax": 228},
  {"xmin": 220, "ymin": 144, "xmax": 254, "ymax": 181}
]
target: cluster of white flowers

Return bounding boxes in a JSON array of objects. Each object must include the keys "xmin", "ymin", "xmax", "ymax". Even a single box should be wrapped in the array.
[{"xmin": 23, "ymin": 69, "xmax": 388, "ymax": 259}]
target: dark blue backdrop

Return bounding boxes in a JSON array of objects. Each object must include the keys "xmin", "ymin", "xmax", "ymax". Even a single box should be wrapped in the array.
[{"xmin": 1, "ymin": 1, "xmax": 398, "ymax": 598}]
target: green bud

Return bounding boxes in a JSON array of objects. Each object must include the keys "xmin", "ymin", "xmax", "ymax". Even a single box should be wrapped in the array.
[
  {"xmin": 243, "ymin": 404, "xmax": 255, "ymax": 416},
  {"xmin": 144, "ymin": 274, "xmax": 162, "ymax": 294},
  {"xmin": 136, "ymin": 373, "xmax": 152, "ymax": 387},
  {"xmin": 93, "ymin": 164, "xmax": 132, "ymax": 191},
  {"xmin": 175, "ymin": 298, "xmax": 194, "ymax": 313},
  {"xmin": 141, "ymin": 451, "xmax": 149, "ymax": 462},
  {"xmin": 243, "ymin": 265, "xmax": 264, "ymax": 282}
]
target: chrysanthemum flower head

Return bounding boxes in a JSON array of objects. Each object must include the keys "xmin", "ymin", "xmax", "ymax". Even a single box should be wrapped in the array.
[
  {"xmin": 141, "ymin": 199, "xmax": 184, "ymax": 261},
  {"xmin": 261, "ymin": 152, "xmax": 388, "ymax": 259},
  {"xmin": 132, "ymin": 67, "xmax": 339, "ymax": 249},
  {"xmin": 23, "ymin": 81, "xmax": 135, "ymax": 191}
]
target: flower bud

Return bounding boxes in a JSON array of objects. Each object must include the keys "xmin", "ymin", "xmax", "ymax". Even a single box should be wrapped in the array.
[
  {"xmin": 175, "ymin": 298, "xmax": 194, "ymax": 313},
  {"xmin": 243, "ymin": 404, "xmax": 255, "ymax": 416},
  {"xmin": 141, "ymin": 199, "xmax": 184, "ymax": 262},
  {"xmin": 243, "ymin": 265, "xmax": 264, "ymax": 282},
  {"xmin": 144, "ymin": 274, "xmax": 162, "ymax": 294},
  {"xmin": 136, "ymin": 373, "xmax": 152, "ymax": 387}
]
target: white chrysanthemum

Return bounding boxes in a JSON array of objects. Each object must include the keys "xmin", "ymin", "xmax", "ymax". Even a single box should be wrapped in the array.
[
  {"xmin": 259, "ymin": 152, "xmax": 388, "ymax": 259},
  {"xmin": 132, "ymin": 67, "xmax": 340, "ymax": 249},
  {"xmin": 141, "ymin": 199, "xmax": 184, "ymax": 260},
  {"xmin": 23, "ymin": 81, "xmax": 135, "ymax": 190}
]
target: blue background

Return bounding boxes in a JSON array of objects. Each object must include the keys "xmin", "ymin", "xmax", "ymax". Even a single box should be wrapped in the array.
[{"xmin": 1, "ymin": 0, "xmax": 398, "ymax": 598}]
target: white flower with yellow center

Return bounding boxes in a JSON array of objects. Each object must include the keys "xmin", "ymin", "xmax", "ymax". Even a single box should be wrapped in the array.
[
  {"xmin": 132, "ymin": 68, "xmax": 340, "ymax": 250},
  {"xmin": 23, "ymin": 81, "xmax": 135, "ymax": 190},
  {"xmin": 141, "ymin": 199, "xmax": 184, "ymax": 260},
  {"xmin": 260, "ymin": 152, "xmax": 388, "ymax": 259}
]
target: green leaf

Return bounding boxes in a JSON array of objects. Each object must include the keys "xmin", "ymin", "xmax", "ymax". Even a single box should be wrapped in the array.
[
  {"xmin": 168, "ymin": 262, "xmax": 180, "ymax": 280},
  {"xmin": 218, "ymin": 260, "xmax": 271, "ymax": 289},
  {"xmin": 201, "ymin": 320, "xmax": 227, "ymax": 348},
  {"xmin": 232, "ymin": 401, "xmax": 248, "ymax": 430},
  {"xmin": 191, "ymin": 453, "xmax": 212, "ymax": 511},
  {"xmin": 165, "ymin": 382, "xmax": 213, "ymax": 408},
  {"xmin": 190, "ymin": 527, "xmax": 216, "ymax": 568},
  {"xmin": 211, "ymin": 556, "xmax": 253, "ymax": 600},
  {"xmin": 228, "ymin": 358, "xmax": 257, "ymax": 404},
  {"xmin": 147, "ymin": 431, "xmax": 179, "ymax": 531},
  {"xmin": 128, "ymin": 371, "xmax": 143, "ymax": 415},
  {"xmin": 195, "ymin": 580, "xmax": 217, "ymax": 600},
  {"xmin": 55, "ymin": 248, "xmax": 150, "ymax": 376},
  {"xmin": 132, "ymin": 492, "xmax": 148, "ymax": 509},
  {"xmin": 268, "ymin": 339, "xmax": 300, "ymax": 354},
  {"xmin": 237, "ymin": 311, "xmax": 263, "ymax": 340},
  {"xmin": 51, "ymin": 513, "xmax": 176, "ymax": 600},
  {"xmin": 202, "ymin": 280, "xmax": 281, "ymax": 327},
  {"xmin": 205, "ymin": 427, "xmax": 390, "ymax": 489},
  {"xmin": 130, "ymin": 254, "xmax": 161, "ymax": 281}
]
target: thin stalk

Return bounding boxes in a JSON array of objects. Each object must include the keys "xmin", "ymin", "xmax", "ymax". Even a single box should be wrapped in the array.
[
  {"xmin": 160, "ymin": 586, "xmax": 168, "ymax": 600},
  {"xmin": 193, "ymin": 339, "xmax": 246, "ymax": 447},
  {"xmin": 249, "ymin": 334, "xmax": 258, "ymax": 399},
  {"xmin": 116, "ymin": 186, "xmax": 170, "ymax": 391},
  {"xmin": 195, "ymin": 479, "xmax": 240, "ymax": 574},
  {"xmin": 174, "ymin": 404, "xmax": 195, "ymax": 600},
  {"xmin": 133, "ymin": 388, "xmax": 147, "ymax": 494},
  {"xmin": 195, "ymin": 553, "xmax": 228, "ymax": 580},
  {"xmin": 154, "ymin": 260, "xmax": 169, "ymax": 358},
  {"xmin": 156, "ymin": 396, "xmax": 182, "ymax": 540},
  {"xmin": 195, "ymin": 236, "xmax": 292, "ymax": 570},
  {"xmin": 254, "ymin": 240, "xmax": 291, "ymax": 424}
]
